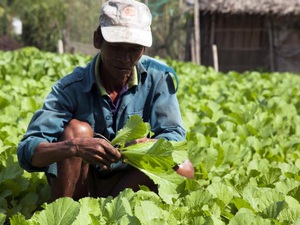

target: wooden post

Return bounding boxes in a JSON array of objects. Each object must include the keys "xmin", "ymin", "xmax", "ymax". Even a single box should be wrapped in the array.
[
  {"xmin": 212, "ymin": 44, "xmax": 219, "ymax": 72},
  {"xmin": 178, "ymin": 0, "xmax": 183, "ymax": 61},
  {"xmin": 57, "ymin": 39, "xmax": 64, "ymax": 54},
  {"xmin": 194, "ymin": 0, "xmax": 201, "ymax": 64}
]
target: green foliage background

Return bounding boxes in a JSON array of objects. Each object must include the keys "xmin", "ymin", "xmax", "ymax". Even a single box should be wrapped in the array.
[
  {"xmin": 0, "ymin": 0, "xmax": 67, "ymax": 51},
  {"xmin": 20, "ymin": 0, "xmax": 67, "ymax": 52},
  {"xmin": 0, "ymin": 0, "xmax": 188, "ymax": 59},
  {"xmin": 1, "ymin": 48, "xmax": 300, "ymax": 224}
]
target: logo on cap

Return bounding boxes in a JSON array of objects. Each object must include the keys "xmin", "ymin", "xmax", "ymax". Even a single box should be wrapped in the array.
[{"xmin": 122, "ymin": 6, "xmax": 137, "ymax": 18}]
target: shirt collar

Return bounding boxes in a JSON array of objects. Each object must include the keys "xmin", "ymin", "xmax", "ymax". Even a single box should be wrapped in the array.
[{"xmin": 94, "ymin": 54, "xmax": 138, "ymax": 96}]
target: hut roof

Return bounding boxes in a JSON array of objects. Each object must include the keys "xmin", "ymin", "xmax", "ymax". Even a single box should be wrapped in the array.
[{"xmin": 195, "ymin": 0, "xmax": 300, "ymax": 15}]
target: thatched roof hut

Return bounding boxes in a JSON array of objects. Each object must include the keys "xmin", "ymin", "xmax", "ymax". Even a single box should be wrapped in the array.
[
  {"xmin": 199, "ymin": 0, "xmax": 300, "ymax": 15},
  {"xmin": 188, "ymin": 0, "xmax": 300, "ymax": 73}
]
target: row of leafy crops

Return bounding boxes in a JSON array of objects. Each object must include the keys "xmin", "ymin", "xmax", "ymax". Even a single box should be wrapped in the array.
[{"xmin": 1, "ymin": 48, "xmax": 300, "ymax": 224}]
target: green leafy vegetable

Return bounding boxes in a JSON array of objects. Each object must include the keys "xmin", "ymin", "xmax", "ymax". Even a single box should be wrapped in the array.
[
  {"xmin": 111, "ymin": 115, "xmax": 188, "ymax": 203},
  {"xmin": 111, "ymin": 115, "xmax": 151, "ymax": 147},
  {"xmin": 2, "ymin": 49, "xmax": 300, "ymax": 224}
]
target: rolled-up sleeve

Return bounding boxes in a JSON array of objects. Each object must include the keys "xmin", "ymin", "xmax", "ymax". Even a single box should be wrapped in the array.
[{"xmin": 18, "ymin": 136, "xmax": 48, "ymax": 172}]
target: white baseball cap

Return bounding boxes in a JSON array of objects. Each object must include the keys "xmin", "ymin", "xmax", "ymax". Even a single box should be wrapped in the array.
[{"xmin": 99, "ymin": 0, "xmax": 152, "ymax": 47}]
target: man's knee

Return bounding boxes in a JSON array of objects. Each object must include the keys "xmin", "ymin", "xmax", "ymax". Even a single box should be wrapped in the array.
[
  {"xmin": 51, "ymin": 119, "xmax": 92, "ymax": 201},
  {"xmin": 61, "ymin": 119, "xmax": 93, "ymax": 140}
]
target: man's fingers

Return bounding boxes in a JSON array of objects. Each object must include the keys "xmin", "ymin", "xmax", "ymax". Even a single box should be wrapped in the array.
[
  {"xmin": 125, "ymin": 137, "xmax": 157, "ymax": 147},
  {"xmin": 96, "ymin": 138, "xmax": 122, "ymax": 159},
  {"xmin": 93, "ymin": 155, "xmax": 111, "ymax": 168}
]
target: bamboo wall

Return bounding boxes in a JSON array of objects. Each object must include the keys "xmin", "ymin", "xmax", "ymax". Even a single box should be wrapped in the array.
[{"xmin": 200, "ymin": 13, "xmax": 300, "ymax": 73}]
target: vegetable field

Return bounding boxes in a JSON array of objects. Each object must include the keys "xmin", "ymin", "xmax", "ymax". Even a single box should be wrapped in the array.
[{"xmin": 1, "ymin": 48, "xmax": 300, "ymax": 224}]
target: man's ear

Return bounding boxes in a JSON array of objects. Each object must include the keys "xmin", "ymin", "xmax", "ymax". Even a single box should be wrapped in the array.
[
  {"xmin": 137, "ymin": 47, "xmax": 145, "ymax": 60},
  {"xmin": 93, "ymin": 29, "xmax": 102, "ymax": 49}
]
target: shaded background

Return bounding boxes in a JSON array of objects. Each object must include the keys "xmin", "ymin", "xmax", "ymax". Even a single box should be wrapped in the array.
[{"xmin": 1, "ymin": 0, "xmax": 300, "ymax": 73}]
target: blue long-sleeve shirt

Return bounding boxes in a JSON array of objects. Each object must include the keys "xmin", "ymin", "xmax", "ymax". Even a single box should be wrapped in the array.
[{"xmin": 17, "ymin": 54, "xmax": 186, "ymax": 176}]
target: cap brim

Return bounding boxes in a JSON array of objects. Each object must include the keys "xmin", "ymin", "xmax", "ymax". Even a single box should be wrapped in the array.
[{"xmin": 101, "ymin": 26, "xmax": 152, "ymax": 48}]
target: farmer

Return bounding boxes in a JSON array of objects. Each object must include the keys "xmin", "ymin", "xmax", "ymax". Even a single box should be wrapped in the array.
[{"xmin": 17, "ymin": 0, "xmax": 194, "ymax": 201}]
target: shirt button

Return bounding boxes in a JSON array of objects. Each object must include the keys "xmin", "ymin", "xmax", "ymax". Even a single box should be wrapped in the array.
[{"xmin": 106, "ymin": 115, "xmax": 111, "ymax": 120}]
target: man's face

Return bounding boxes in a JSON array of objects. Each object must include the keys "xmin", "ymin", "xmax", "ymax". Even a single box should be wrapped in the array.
[{"xmin": 100, "ymin": 40, "xmax": 144, "ymax": 82}]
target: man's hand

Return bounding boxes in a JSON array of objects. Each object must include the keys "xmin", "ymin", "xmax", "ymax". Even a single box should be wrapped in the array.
[
  {"xmin": 72, "ymin": 137, "xmax": 122, "ymax": 170},
  {"xmin": 125, "ymin": 137, "xmax": 194, "ymax": 179},
  {"xmin": 125, "ymin": 137, "xmax": 157, "ymax": 146},
  {"xmin": 174, "ymin": 159, "xmax": 194, "ymax": 179}
]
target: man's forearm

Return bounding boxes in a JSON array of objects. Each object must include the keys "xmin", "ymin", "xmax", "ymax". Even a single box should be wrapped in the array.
[{"xmin": 31, "ymin": 140, "xmax": 75, "ymax": 168}]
